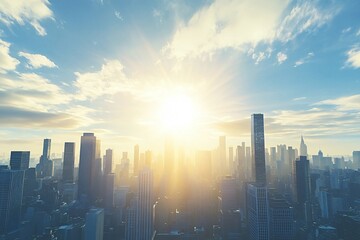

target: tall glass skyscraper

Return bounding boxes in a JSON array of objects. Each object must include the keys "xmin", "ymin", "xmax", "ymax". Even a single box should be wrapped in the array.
[
  {"xmin": 247, "ymin": 183, "xmax": 269, "ymax": 240},
  {"xmin": 63, "ymin": 142, "xmax": 75, "ymax": 183},
  {"xmin": 0, "ymin": 168, "xmax": 25, "ymax": 234},
  {"xmin": 10, "ymin": 151, "xmax": 30, "ymax": 170},
  {"xmin": 136, "ymin": 167, "xmax": 154, "ymax": 240},
  {"xmin": 36, "ymin": 138, "xmax": 53, "ymax": 178},
  {"xmin": 251, "ymin": 114, "xmax": 266, "ymax": 184},
  {"xmin": 78, "ymin": 133, "xmax": 97, "ymax": 202}
]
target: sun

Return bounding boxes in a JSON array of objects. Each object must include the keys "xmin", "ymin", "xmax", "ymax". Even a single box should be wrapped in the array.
[{"xmin": 157, "ymin": 92, "xmax": 199, "ymax": 133}]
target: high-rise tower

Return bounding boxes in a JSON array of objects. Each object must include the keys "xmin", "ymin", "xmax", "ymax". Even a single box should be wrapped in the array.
[
  {"xmin": 136, "ymin": 167, "xmax": 154, "ymax": 240},
  {"xmin": 36, "ymin": 139, "xmax": 53, "ymax": 177},
  {"xmin": 78, "ymin": 133, "xmax": 97, "ymax": 202},
  {"xmin": 10, "ymin": 151, "xmax": 30, "ymax": 170},
  {"xmin": 247, "ymin": 183, "xmax": 269, "ymax": 240},
  {"xmin": 294, "ymin": 156, "xmax": 312, "ymax": 225},
  {"xmin": 251, "ymin": 114, "xmax": 266, "ymax": 184},
  {"xmin": 300, "ymin": 136, "xmax": 308, "ymax": 157},
  {"xmin": 63, "ymin": 142, "xmax": 75, "ymax": 183},
  {"xmin": 134, "ymin": 145, "xmax": 139, "ymax": 175},
  {"xmin": 0, "ymin": 168, "xmax": 25, "ymax": 234},
  {"xmin": 103, "ymin": 149, "xmax": 113, "ymax": 176}
]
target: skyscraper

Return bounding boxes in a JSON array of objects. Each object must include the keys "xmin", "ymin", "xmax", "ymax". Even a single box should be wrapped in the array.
[
  {"xmin": 78, "ymin": 133, "xmax": 97, "ymax": 202},
  {"xmin": 10, "ymin": 151, "xmax": 30, "ymax": 170},
  {"xmin": 294, "ymin": 156, "xmax": 312, "ymax": 225},
  {"xmin": 134, "ymin": 145, "xmax": 139, "ymax": 175},
  {"xmin": 136, "ymin": 167, "xmax": 154, "ymax": 240},
  {"xmin": 63, "ymin": 142, "xmax": 75, "ymax": 183},
  {"xmin": 219, "ymin": 136, "xmax": 226, "ymax": 176},
  {"xmin": 247, "ymin": 183, "xmax": 269, "ymax": 240},
  {"xmin": 0, "ymin": 168, "xmax": 25, "ymax": 234},
  {"xmin": 42, "ymin": 138, "xmax": 51, "ymax": 160},
  {"xmin": 269, "ymin": 195, "xmax": 295, "ymax": 240},
  {"xmin": 353, "ymin": 151, "xmax": 360, "ymax": 170},
  {"xmin": 36, "ymin": 138, "xmax": 54, "ymax": 177},
  {"xmin": 228, "ymin": 147, "xmax": 234, "ymax": 175},
  {"xmin": 126, "ymin": 199, "xmax": 137, "ymax": 240},
  {"xmin": 300, "ymin": 136, "xmax": 308, "ymax": 157},
  {"xmin": 104, "ymin": 173, "xmax": 115, "ymax": 209},
  {"xmin": 103, "ymin": 148, "xmax": 113, "ymax": 175},
  {"xmin": 251, "ymin": 113, "xmax": 266, "ymax": 184},
  {"xmin": 85, "ymin": 208, "xmax": 104, "ymax": 240}
]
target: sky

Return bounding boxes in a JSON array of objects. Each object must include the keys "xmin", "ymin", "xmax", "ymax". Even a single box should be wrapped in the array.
[{"xmin": 0, "ymin": 0, "xmax": 360, "ymax": 160}]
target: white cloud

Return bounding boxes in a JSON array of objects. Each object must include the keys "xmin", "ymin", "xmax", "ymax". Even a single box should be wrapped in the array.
[
  {"xmin": 294, "ymin": 52, "xmax": 314, "ymax": 67},
  {"xmin": 277, "ymin": 52, "xmax": 287, "ymax": 64},
  {"xmin": 74, "ymin": 60, "xmax": 130, "ymax": 100},
  {"xmin": 346, "ymin": 47, "xmax": 360, "ymax": 69},
  {"xmin": 252, "ymin": 51, "xmax": 266, "ymax": 65},
  {"xmin": 115, "ymin": 11, "xmax": 123, "ymax": 21},
  {"xmin": 164, "ymin": 0, "xmax": 289, "ymax": 59},
  {"xmin": 316, "ymin": 94, "xmax": 360, "ymax": 111},
  {"xmin": 293, "ymin": 97, "xmax": 306, "ymax": 101},
  {"xmin": 0, "ymin": 0, "xmax": 53, "ymax": 36},
  {"xmin": 0, "ymin": 73, "xmax": 69, "ymax": 111},
  {"xmin": 276, "ymin": 1, "xmax": 338, "ymax": 42},
  {"xmin": 165, "ymin": 0, "xmax": 338, "ymax": 60},
  {"xmin": 0, "ymin": 39, "xmax": 19, "ymax": 73},
  {"xmin": 19, "ymin": 51, "xmax": 57, "ymax": 69}
]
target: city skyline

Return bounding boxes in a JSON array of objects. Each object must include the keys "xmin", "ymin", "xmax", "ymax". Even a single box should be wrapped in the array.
[{"xmin": 0, "ymin": 0, "xmax": 360, "ymax": 156}]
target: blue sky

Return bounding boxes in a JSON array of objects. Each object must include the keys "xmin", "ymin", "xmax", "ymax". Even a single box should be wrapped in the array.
[{"xmin": 0, "ymin": 0, "xmax": 360, "ymax": 159}]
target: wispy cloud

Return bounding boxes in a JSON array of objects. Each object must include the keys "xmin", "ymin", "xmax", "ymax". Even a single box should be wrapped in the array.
[
  {"xmin": 114, "ymin": 11, "xmax": 123, "ymax": 21},
  {"xmin": 294, "ymin": 52, "xmax": 314, "ymax": 67},
  {"xmin": 346, "ymin": 47, "xmax": 360, "ymax": 68},
  {"xmin": 316, "ymin": 94, "xmax": 360, "ymax": 111},
  {"xmin": 0, "ymin": 39, "xmax": 19, "ymax": 73},
  {"xmin": 153, "ymin": 9, "xmax": 163, "ymax": 23},
  {"xmin": 277, "ymin": 52, "xmax": 287, "ymax": 64},
  {"xmin": 0, "ymin": 0, "xmax": 53, "ymax": 36},
  {"xmin": 0, "ymin": 106, "xmax": 83, "ymax": 129},
  {"xmin": 293, "ymin": 96, "xmax": 306, "ymax": 101},
  {"xmin": 276, "ymin": 1, "xmax": 339, "ymax": 42},
  {"xmin": 19, "ymin": 51, "xmax": 57, "ymax": 69}
]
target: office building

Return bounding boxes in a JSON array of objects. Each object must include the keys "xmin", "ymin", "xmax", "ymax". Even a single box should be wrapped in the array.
[
  {"xmin": 10, "ymin": 151, "xmax": 30, "ymax": 170},
  {"xmin": 103, "ymin": 149, "xmax": 113, "ymax": 175},
  {"xmin": 85, "ymin": 208, "xmax": 104, "ymax": 240},
  {"xmin": 294, "ymin": 156, "xmax": 312, "ymax": 225},
  {"xmin": 219, "ymin": 136, "xmax": 226, "ymax": 176},
  {"xmin": 134, "ymin": 145, "xmax": 140, "ymax": 175},
  {"xmin": 247, "ymin": 183, "xmax": 269, "ymax": 240},
  {"xmin": 136, "ymin": 167, "xmax": 154, "ymax": 240},
  {"xmin": 353, "ymin": 151, "xmax": 360, "ymax": 170},
  {"xmin": 300, "ymin": 136, "xmax": 308, "ymax": 157},
  {"xmin": 269, "ymin": 195, "xmax": 294, "ymax": 240},
  {"xmin": 251, "ymin": 114, "xmax": 266, "ymax": 184},
  {"xmin": 126, "ymin": 199, "xmax": 137, "ymax": 240},
  {"xmin": 36, "ymin": 138, "xmax": 54, "ymax": 177},
  {"xmin": 104, "ymin": 173, "xmax": 115, "ymax": 209},
  {"xmin": 63, "ymin": 142, "xmax": 75, "ymax": 183},
  {"xmin": 78, "ymin": 133, "xmax": 97, "ymax": 202},
  {"xmin": 0, "ymin": 168, "xmax": 25, "ymax": 234}
]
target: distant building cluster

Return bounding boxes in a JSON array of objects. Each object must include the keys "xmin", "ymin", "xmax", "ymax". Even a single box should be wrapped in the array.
[{"xmin": 1, "ymin": 114, "xmax": 360, "ymax": 240}]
